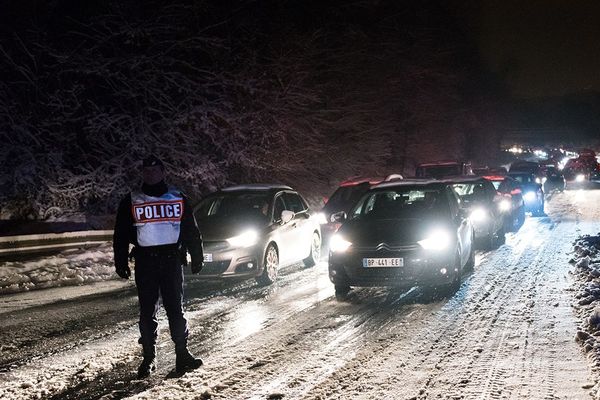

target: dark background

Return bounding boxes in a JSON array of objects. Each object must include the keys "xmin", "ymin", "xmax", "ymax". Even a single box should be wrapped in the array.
[{"xmin": 0, "ymin": 0, "xmax": 598, "ymax": 220}]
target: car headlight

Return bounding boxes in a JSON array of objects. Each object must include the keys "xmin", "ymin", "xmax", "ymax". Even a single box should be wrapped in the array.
[
  {"xmin": 226, "ymin": 230, "xmax": 259, "ymax": 248},
  {"xmin": 316, "ymin": 212, "xmax": 328, "ymax": 225},
  {"xmin": 470, "ymin": 208, "xmax": 487, "ymax": 222},
  {"xmin": 523, "ymin": 191, "xmax": 537, "ymax": 202},
  {"xmin": 418, "ymin": 229, "xmax": 452, "ymax": 251},
  {"xmin": 498, "ymin": 199, "xmax": 511, "ymax": 212},
  {"xmin": 576, "ymin": 174, "xmax": 586, "ymax": 182},
  {"xmin": 330, "ymin": 234, "xmax": 352, "ymax": 253}
]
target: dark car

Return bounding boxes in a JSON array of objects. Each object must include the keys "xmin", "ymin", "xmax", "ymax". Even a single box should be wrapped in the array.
[
  {"xmin": 415, "ymin": 160, "xmax": 473, "ymax": 179},
  {"xmin": 483, "ymin": 175, "xmax": 526, "ymax": 230},
  {"xmin": 328, "ymin": 180, "xmax": 474, "ymax": 298},
  {"xmin": 319, "ymin": 175, "xmax": 403, "ymax": 240},
  {"xmin": 543, "ymin": 166, "xmax": 566, "ymax": 193},
  {"xmin": 563, "ymin": 157, "xmax": 600, "ymax": 188},
  {"xmin": 194, "ymin": 184, "xmax": 321, "ymax": 285},
  {"xmin": 509, "ymin": 160, "xmax": 545, "ymax": 184},
  {"xmin": 473, "ymin": 166, "xmax": 508, "ymax": 176},
  {"xmin": 445, "ymin": 176, "xmax": 505, "ymax": 249},
  {"xmin": 507, "ymin": 172, "xmax": 544, "ymax": 216}
]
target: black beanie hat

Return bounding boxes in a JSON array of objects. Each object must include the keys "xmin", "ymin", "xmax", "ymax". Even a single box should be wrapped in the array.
[{"xmin": 142, "ymin": 155, "xmax": 164, "ymax": 168}]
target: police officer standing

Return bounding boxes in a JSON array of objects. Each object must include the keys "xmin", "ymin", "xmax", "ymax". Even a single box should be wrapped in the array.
[{"xmin": 113, "ymin": 155, "xmax": 204, "ymax": 379}]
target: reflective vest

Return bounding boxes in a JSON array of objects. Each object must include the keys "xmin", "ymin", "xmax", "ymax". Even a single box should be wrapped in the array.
[{"xmin": 131, "ymin": 188, "xmax": 184, "ymax": 247}]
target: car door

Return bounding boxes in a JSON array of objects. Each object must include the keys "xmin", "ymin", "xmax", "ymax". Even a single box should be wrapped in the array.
[
  {"xmin": 447, "ymin": 187, "xmax": 471, "ymax": 265},
  {"xmin": 282, "ymin": 191, "xmax": 312, "ymax": 262},
  {"xmin": 272, "ymin": 194, "xmax": 297, "ymax": 265}
]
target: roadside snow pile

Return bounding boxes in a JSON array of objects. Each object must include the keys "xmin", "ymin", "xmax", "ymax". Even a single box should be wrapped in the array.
[
  {"xmin": 571, "ymin": 234, "xmax": 600, "ymax": 399},
  {"xmin": 0, "ymin": 244, "xmax": 117, "ymax": 294}
]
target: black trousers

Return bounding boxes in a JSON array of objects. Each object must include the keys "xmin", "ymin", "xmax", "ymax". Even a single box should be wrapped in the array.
[{"xmin": 134, "ymin": 250, "xmax": 189, "ymax": 347}]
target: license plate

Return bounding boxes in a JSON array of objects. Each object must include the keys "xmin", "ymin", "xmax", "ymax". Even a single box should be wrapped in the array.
[
  {"xmin": 362, "ymin": 258, "xmax": 403, "ymax": 268},
  {"xmin": 204, "ymin": 253, "xmax": 213, "ymax": 262}
]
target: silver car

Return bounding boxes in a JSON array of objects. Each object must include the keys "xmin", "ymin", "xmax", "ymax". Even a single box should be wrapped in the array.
[{"xmin": 193, "ymin": 184, "xmax": 322, "ymax": 285}]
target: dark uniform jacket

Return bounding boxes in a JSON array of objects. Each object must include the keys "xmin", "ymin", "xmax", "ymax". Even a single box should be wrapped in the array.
[{"xmin": 113, "ymin": 181, "xmax": 203, "ymax": 271}]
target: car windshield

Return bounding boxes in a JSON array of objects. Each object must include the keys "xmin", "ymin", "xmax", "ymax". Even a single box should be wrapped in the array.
[
  {"xmin": 326, "ymin": 183, "xmax": 370, "ymax": 209},
  {"xmin": 452, "ymin": 183, "xmax": 488, "ymax": 203},
  {"xmin": 509, "ymin": 174, "xmax": 536, "ymax": 184},
  {"xmin": 489, "ymin": 180, "xmax": 502, "ymax": 190},
  {"xmin": 416, "ymin": 164, "xmax": 461, "ymax": 178},
  {"xmin": 352, "ymin": 188, "xmax": 449, "ymax": 219},
  {"xmin": 196, "ymin": 192, "xmax": 270, "ymax": 219}
]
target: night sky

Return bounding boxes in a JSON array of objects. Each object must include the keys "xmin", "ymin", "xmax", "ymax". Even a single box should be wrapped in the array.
[{"xmin": 466, "ymin": 0, "xmax": 600, "ymax": 98}]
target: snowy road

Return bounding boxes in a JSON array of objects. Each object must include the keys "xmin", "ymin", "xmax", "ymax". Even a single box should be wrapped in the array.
[{"xmin": 1, "ymin": 191, "xmax": 599, "ymax": 399}]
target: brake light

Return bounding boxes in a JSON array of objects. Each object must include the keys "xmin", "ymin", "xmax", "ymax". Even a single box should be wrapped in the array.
[{"xmin": 511, "ymin": 188, "xmax": 521, "ymax": 195}]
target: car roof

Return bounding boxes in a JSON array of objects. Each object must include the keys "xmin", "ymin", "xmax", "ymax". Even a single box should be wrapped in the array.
[
  {"xmin": 372, "ymin": 179, "xmax": 441, "ymax": 190},
  {"xmin": 340, "ymin": 176, "xmax": 386, "ymax": 187},
  {"xmin": 482, "ymin": 175, "xmax": 512, "ymax": 181},
  {"xmin": 438, "ymin": 175, "xmax": 487, "ymax": 184},
  {"xmin": 417, "ymin": 160, "xmax": 467, "ymax": 167},
  {"xmin": 220, "ymin": 184, "xmax": 293, "ymax": 192}
]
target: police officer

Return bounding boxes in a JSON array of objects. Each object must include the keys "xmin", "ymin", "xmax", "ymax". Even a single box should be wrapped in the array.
[{"xmin": 113, "ymin": 155, "xmax": 204, "ymax": 379}]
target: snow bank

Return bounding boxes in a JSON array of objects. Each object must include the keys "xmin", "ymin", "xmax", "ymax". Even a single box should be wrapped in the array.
[
  {"xmin": 0, "ymin": 244, "xmax": 118, "ymax": 294},
  {"xmin": 570, "ymin": 234, "xmax": 600, "ymax": 399}
]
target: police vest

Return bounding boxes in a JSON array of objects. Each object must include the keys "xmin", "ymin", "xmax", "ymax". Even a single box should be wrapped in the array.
[{"xmin": 131, "ymin": 188, "xmax": 184, "ymax": 247}]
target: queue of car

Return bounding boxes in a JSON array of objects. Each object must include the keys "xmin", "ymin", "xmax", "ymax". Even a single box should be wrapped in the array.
[{"xmin": 190, "ymin": 152, "xmax": 594, "ymax": 300}]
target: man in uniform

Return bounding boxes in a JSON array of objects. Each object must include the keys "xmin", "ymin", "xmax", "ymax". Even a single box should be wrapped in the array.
[{"xmin": 113, "ymin": 155, "xmax": 204, "ymax": 378}]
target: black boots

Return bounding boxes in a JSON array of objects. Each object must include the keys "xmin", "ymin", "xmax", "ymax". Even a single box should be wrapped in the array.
[
  {"xmin": 175, "ymin": 344, "xmax": 203, "ymax": 372},
  {"xmin": 137, "ymin": 344, "xmax": 157, "ymax": 379}
]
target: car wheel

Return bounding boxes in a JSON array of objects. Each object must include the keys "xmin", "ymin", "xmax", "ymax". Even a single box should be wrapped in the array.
[
  {"xmin": 495, "ymin": 224, "xmax": 506, "ymax": 246},
  {"xmin": 516, "ymin": 206, "xmax": 526, "ymax": 228},
  {"xmin": 256, "ymin": 244, "xmax": 279, "ymax": 286},
  {"xmin": 334, "ymin": 284, "xmax": 351, "ymax": 300},
  {"xmin": 437, "ymin": 252, "xmax": 461, "ymax": 295},
  {"xmin": 303, "ymin": 232, "xmax": 321, "ymax": 267},
  {"xmin": 532, "ymin": 201, "xmax": 545, "ymax": 217},
  {"xmin": 479, "ymin": 231, "xmax": 494, "ymax": 251},
  {"xmin": 464, "ymin": 243, "xmax": 475, "ymax": 272}
]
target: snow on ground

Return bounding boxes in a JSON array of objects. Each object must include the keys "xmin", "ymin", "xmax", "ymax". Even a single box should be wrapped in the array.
[
  {"xmin": 568, "ymin": 234, "xmax": 600, "ymax": 397},
  {"xmin": 0, "ymin": 189, "xmax": 599, "ymax": 400},
  {"xmin": 0, "ymin": 243, "xmax": 117, "ymax": 294}
]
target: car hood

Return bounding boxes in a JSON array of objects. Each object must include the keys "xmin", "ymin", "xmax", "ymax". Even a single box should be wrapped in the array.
[
  {"xmin": 338, "ymin": 217, "xmax": 452, "ymax": 247},
  {"xmin": 198, "ymin": 216, "xmax": 267, "ymax": 241}
]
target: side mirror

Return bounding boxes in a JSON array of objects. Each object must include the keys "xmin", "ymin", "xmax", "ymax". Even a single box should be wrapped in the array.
[
  {"xmin": 331, "ymin": 211, "xmax": 347, "ymax": 223},
  {"xmin": 280, "ymin": 210, "xmax": 294, "ymax": 224}
]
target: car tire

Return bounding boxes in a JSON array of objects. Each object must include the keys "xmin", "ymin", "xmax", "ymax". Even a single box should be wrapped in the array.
[
  {"xmin": 437, "ymin": 252, "xmax": 461, "ymax": 295},
  {"xmin": 464, "ymin": 243, "xmax": 475, "ymax": 272},
  {"xmin": 303, "ymin": 232, "xmax": 321, "ymax": 268},
  {"xmin": 532, "ymin": 201, "xmax": 545, "ymax": 217},
  {"xmin": 494, "ymin": 223, "xmax": 505, "ymax": 247},
  {"xmin": 256, "ymin": 244, "xmax": 279, "ymax": 286},
  {"xmin": 516, "ymin": 206, "xmax": 526, "ymax": 228},
  {"xmin": 479, "ymin": 231, "xmax": 494, "ymax": 251},
  {"xmin": 334, "ymin": 284, "xmax": 351, "ymax": 300}
]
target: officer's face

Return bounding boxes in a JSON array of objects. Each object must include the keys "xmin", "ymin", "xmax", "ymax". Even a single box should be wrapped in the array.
[{"xmin": 143, "ymin": 166, "xmax": 165, "ymax": 185}]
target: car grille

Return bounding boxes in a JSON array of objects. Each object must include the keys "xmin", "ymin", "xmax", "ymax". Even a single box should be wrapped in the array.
[
  {"xmin": 200, "ymin": 260, "xmax": 230, "ymax": 275},
  {"xmin": 204, "ymin": 241, "xmax": 229, "ymax": 252},
  {"xmin": 353, "ymin": 243, "xmax": 420, "ymax": 252}
]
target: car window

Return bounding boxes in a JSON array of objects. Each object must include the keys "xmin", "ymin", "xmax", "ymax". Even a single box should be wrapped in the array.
[
  {"xmin": 283, "ymin": 192, "xmax": 306, "ymax": 213},
  {"xmin": 195, "ymin": 192, "xmax": 270, "ymax": 219},
  {"xmin": 509, "ymin": 174, "xmax": 535, "ymax": 184},
  {"xmin": 452, "ymin": 182, "xmax": 489, "ymax": 202},
  {"xmin": 327, "ymin": 183, "xmax": 370, "ymax": 209},
  {"xmin": 273, "ymin": 196, "xmax": 286, "ymax": 221},
  {"xmin": 356, "ymin": 188, "xmax": 450, "ymax": 219},
  {"xmin": 446, "ymin": 188, "xmax": 460, "ymax": 217}
]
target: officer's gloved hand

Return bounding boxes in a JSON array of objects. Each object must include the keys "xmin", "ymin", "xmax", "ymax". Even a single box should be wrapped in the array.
[
  {"xmin": 115, "ymin": 265, "xmax": 131, "ymax": 279},
  {"xmin": 191, "ymin": 259, "xmax": 204, "ymax": 274}
]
